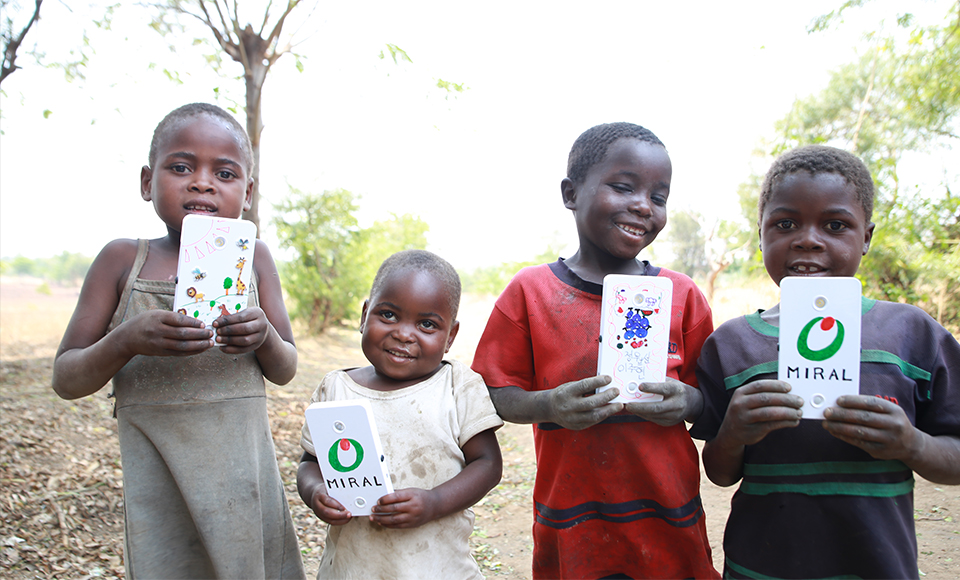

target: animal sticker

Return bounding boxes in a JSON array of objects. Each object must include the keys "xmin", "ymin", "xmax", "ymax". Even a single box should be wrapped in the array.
[{"xmin": 173, "ymin": 215, "xmax": 257, "ymax": 326}]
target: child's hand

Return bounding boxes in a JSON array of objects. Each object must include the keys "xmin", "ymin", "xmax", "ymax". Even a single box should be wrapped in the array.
[
  {"xmin": 298, "ymin": 452, "xmax": 352, "ymax": 525},
  {"xmin": 623, "ymin": 378, "xmax": 700, "ymax": 426},
  {"xmin": 123, "ymin": 310, "xmax": 215, "ymax": 357},
  {"xmin": 822, "ymin": 395, "xmax": 919, "ymax": 460},
  {"xmin": 702, "ymin": 380, "xmax": 804, "ymax": 487},
  {"xmin": 718, "ymin": 380, "xmax": 804, "ymax": 446},
  {"xmin": 548, "ymin": 375, "xmax": 623, "ymax": 430},
  {"xmin": 306, "ymin": 490, "xmax": 353, "ymax": 526},
  {"xmin": 826, "ymin": 396, "xmax": 960, "ymax": 485},
  {"xmin": 369, "ymin": 488, "xmax": 437, "ymax": 529},
  {"xmin": 212, "ymin": 307, "xmax": 270, "ymax": 354}
]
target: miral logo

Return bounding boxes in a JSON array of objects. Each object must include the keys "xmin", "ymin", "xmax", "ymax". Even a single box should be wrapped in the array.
[
  {"xmin": 797, "ymin": 316, "xmax": 844, "ymax": 362},
  {"xmin": 328, "ymin": 438, "xmax": 364, "ymax": 472}
]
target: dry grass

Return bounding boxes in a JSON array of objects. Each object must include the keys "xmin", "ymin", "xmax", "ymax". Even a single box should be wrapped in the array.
[{"xmin": 2, "ymin": 275, "xmax": 957, "ymax": 579}]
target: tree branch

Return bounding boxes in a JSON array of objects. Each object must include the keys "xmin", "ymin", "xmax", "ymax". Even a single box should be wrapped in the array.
[
  {"xmin": 213, "ymin": 0, "xmax": 235, "ymax": 41},
  {"xmin": 260, "ymin": 0, "xmax": 275, "ymax": 36},
  {"xmin": 265, "ymin": 0, "xmax": 300, "ymax": 55},
  {"xmin": 1, "ymin": 0, "xmax": 44, "ymax": 85},
  {"xmin": 187, "ymin": 0, "xmax": 238, "ymax": 60}
]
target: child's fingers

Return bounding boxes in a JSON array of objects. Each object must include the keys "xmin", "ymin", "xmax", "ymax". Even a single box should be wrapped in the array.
[
  {"xmin": 832, "ymin": 394, "xmax": 896, "ymax": 414},
  {"xmin": 623, "ymin": 401, "xmax": 682, "ymax": 427},
  {"xmin": 215, "ymin": 325, "xmax": 261, "ymax": 346},
  {"xmin": 162, "ymin": 310, "xmax": 208, "ymax": 328},
  {"xmin": 737, "ymin": 380, "xmax": 805, "ymax": 409},
  {"xmin": 313, "ymin": 493, "xmax": 352, "ymax": 524},
  {"xmin": 161, "ymin": 338, "xmax": 216, "ymax": 355},
  {"xmin": 318, "ymin": 493, "xmax": 348, "ymax": 512},
  {"xmin": 214, "ymin": 319, "xmax": 260, "ymax": 338},
  {"xmin": 370, "ymin": 502, "xmax": 422, "ymax": 529},
  {"xmin": 822, "ymin": 420, "xmax": 883, "ymax": 443},
  {"xmin": 548, "ymin": 376, "xmax": 624, "ymax": 429},
  {"xmin": 823, "ymin": 397, "xmax": 911, "ymax": 448},
  {"xmin": 375, "ymin": 488, "xmax": 417, "ymax": 510},
  {"xmin": 212, "ymin": 309, "xmax": 268, "ymax": 351},
  {"xmin": 635, "ymin": 380, "xmax": 676, "ymax": 397},
  {"xmin": 823, "ymin": 397, "xmax": 902, "ymax": 430},
  {"xmin": 820, "ymin": 416, "xmax": 915, "ymax": 460},
  {"xmin": 319, "ymin": 510, "xmax": 352, "ymax": 526},
  {"xmin": 130, "ymin": 313, "xmax": 214, "ymax": 355},
  {"xmin": 212, "ymin": 307, "xmax": 265, "ymax": 328},
  {"xmin": 556, "ymin": 376, "xmax": 619, "ymax": 409},
  {"xmin": 560, "ymin": 375, "xmax": 613, "ymax": 397},
  {"xmin": 369, "ymin": 512, "xmax": 408, "ymax": 528},
  {"xmin": 374, "ymin": 492, "xmax": 403, "ymax": 507},
  {"xmin": 587, "ymin": 386, "xmax": 621, "ymax": 407},
  {"xmin": 740, "ymin": 379, "xmax": 795, "ymax": 395}
]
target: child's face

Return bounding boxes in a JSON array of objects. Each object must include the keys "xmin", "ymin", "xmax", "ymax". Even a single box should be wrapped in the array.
[
  {"xmin": 359, "ymin": 268, "xmax": 459, "ymax": 387},
  {"xmin": 760, "ymin": 171, "xmax": 875, "ymax": 286},
  {"xmin": 140, "ymin": 115, "xmax": 253, "ymax": 232},
  {"xmin": 563, "ymin": 138, "xmax": 671, "ymax": 262}
]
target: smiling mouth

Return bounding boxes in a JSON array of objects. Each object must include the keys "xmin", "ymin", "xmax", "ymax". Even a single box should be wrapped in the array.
[
  {"xmin": 790, "ymin": 264, "xmax": 825, "ymax": 274},
  {"xmin": 185, "ymin": 206, "xmax": 217, "ymax": 213},
  {"xmin": 617, "ymin": 224, "xmax": 646, "ymax": 237},
  {"xmin": 385, "ymin": 349, "xmax": 415, "ymax": 360}
]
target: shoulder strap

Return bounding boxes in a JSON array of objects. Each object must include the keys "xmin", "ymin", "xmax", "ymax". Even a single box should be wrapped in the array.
[{"xmin": 109, "ymin": 239, "xmax": 150, "ymax": 331}]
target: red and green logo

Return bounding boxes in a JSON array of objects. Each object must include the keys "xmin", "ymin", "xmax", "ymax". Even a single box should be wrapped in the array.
[
  {"xmin": 797, "ymin": 316, "xmax": 844, "ymax": 362},
  {"xmin": 328, "ymin": 438, "xmax": 364, "ymax": 472}
]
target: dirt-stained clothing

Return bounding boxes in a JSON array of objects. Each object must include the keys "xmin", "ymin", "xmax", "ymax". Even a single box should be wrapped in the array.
[
  {"xmin": 690, "ymin": 300, "xmax": 960, "ymax": 579},
  {"xmin": 300, "ymin": 360, "xmax": 502, "ymax": 580},
  {"xmin": 109, "ymin": 239, "xmax": 304, "ymax": 580},
  {"xmin": 472, "ymin": 259, "xmax": 719, "ymax": 580}
]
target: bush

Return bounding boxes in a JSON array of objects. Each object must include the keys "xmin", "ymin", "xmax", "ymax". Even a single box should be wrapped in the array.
[{"xmin": 272, "ymin": 187, "xmax": 428, "ymax": 334}]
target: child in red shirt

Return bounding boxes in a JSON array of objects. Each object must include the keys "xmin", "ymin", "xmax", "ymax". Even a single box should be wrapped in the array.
[{"xmin": 472, "ymin": 123, "xmax": 719, "ymax": 579}]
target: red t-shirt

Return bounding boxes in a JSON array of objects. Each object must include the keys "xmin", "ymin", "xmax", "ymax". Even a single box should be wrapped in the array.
[{"xmin": 472, "ymin": 260, "xmax": 719, "ymax": 579}]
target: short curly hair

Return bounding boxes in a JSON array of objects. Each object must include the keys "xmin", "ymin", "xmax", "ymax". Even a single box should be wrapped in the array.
[
  {"xmin": 760, "ymin": 145, "xmax": 874, "ymax": 222},
  {"xmin": 369, "ymin": 250, "xmax": 462, "ymax": 322},
  {"xmin": 148, "ymin": 103, "xmax": 253, "ymax": 174},
  {"xmin": 566, "ymin": 122, "xmax": 665, "ymax": 185}
]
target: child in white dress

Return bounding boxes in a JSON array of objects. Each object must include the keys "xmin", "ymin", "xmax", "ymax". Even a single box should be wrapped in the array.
[{"xmin": 298, "ymin": 250, "xmax": 503, "ymax": 579}]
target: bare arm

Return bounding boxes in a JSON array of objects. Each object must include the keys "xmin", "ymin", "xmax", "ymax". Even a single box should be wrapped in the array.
[
  {"xmin": 53, "ymin": 240, "xmax": 213, "ymax": 399},
  {"xmin": 702, "ymin": 380, "xmax": 804, "ymax": 487},
  {"xmin": 298, "ymin": 452, "xmax": 352, "ymax": 525},
  {"xmin": 370, "ymin": 428, "xmax": 502, "ymax": 529},
  {"xmin": 213, "ymin": 240, "xmax": 297, "ymax": 385},
  {"xmin": 905, "ymin": 434, "xmax": 960, "ymax": 484},
  {"xmin": 488, "ymin": 375, "xmax": 623, "ymax": 430},
  {"xmin": 824, "ymin": 395, "xmax": 960, "ymax": 485}
]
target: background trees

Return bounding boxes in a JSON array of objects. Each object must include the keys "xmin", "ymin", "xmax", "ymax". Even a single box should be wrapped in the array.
[
  {"xmin": 3, "ymin": 2, "xmax": 957, "ymax": 333},
  {"xmin": 772, "ymin": 1, "xmax": 960, "ymax": 329},
  {"xmin": 145, "ymin": 0, "xmax": 313, "ymax": 231},
  {"xmin": 272, "ymin": 187, "xmax": 428, "ymax": 333},
  {"xmin": 1, "ymin": 0, "xmax": 43, "ymax": 85}
]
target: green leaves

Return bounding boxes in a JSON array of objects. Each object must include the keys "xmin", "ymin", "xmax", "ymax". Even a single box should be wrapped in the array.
[
  {"xmin": 272, "ymin": 187, "xmax": 429, "ymax": 333},
  {"xmin": 379, "ymin": 43, "xmax": 412, "ymax": 65},
  {"xmin": 778, "ymin": 1, "xmax": 960, "ymax": 330}
]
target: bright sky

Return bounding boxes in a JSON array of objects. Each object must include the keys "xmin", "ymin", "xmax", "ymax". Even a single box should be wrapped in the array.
[{"xmin": 0, "ymin": 0, "xmax": 951, "ymax": 270}]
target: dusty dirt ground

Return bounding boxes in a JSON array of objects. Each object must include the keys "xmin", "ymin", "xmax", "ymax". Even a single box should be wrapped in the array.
[{"xmin": 1, "ymin": 278, "xmax": 958, "ymax": 579}]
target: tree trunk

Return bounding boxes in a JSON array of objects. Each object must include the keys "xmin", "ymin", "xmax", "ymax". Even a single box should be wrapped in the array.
[
  {"xmin": 242, "ymin": 49, "xmax": 268, "ymax": 234},
  {"xmin": 704, "ymin": 261, "xmax": 731, "ymax": 306}
]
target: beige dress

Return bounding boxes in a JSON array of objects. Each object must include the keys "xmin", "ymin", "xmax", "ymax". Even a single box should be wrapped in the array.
[
  {"xmin": 108, "ymin": 239, "xmax": 304, "ymax": 580},
  {"xmin": 300, "ymin": 360, "xmax": 503, "ymax": 580}
]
